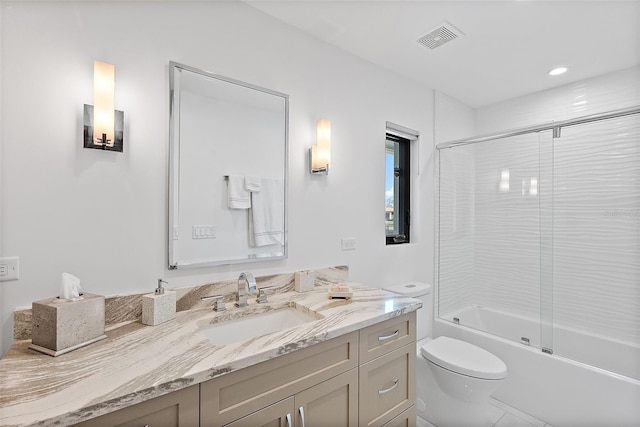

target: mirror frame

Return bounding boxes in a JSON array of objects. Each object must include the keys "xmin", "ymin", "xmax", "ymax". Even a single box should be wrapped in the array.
[{"xmin": 168, "ymin": 61, "xmax": 289, "ymax": 269}]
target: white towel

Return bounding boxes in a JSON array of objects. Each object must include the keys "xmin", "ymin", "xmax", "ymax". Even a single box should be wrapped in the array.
[
  {"xmin": 249, "ymin": 178, "xmax": 284, "ymax": 247},
  {"xmin": 227, "ymin": 175, "xmax": 251, "ymax": 209},
  {"xmin": 244, "ymin": 175, "xmax": 262, "ymax": 192}
]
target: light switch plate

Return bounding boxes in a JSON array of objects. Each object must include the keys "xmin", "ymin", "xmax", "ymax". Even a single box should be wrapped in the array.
[
  {"xmin": 0, "ymin": 257, "xmax": 20, "ymax": 281},
  {"xmin": 192, "ymin": 225, "xmax": 216, "ymax": 239}
]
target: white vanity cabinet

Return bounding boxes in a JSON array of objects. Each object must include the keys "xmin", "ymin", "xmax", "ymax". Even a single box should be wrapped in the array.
[{"xmin": 202, "ymin": 312, "xmax": 416, "ymax": 427}]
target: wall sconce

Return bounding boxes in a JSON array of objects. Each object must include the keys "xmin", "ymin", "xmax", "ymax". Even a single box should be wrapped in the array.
[
  {"xmin": 310, "ymin": 119, "xmax": 331, "ymax": 174},
  {"xmin": 83, "ymin": 60, "xmax": 124, "ymax": 152}
]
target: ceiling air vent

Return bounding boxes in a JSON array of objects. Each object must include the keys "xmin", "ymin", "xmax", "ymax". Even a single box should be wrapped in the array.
[{"xmin": 417, "ymin": 21, "xmax": 465, "ymax": 50}]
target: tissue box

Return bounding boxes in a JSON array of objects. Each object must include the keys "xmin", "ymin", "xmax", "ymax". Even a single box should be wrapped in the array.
[
  {"xmin": 29, "ymin": 293, "xmax": 106, "ymax": 357},
  {"xmin": 294, "ymin": 270, "xmax": 315, "ymax": 292}
]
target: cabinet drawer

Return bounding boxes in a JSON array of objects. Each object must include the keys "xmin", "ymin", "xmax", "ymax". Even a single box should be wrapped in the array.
[
  {"xmin": 359, "ymin": 312, "xmax": 416, "ymax": 363},
  {"xmin": 382, "ymin": 405, "xmax": 416, "ymax": 427},
  {"xmin": 73, "ymin": 385, "xmax": 199, "ymax": 427},
  {"xmin": 359, "ymin": 343, "xmax": 415, "ymax": 427},
  {"xmin": 201, "ymin": 331, "xmax": 358, "ymax": 426}
]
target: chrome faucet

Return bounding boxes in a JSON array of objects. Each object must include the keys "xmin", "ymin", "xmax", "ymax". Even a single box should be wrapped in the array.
[{"xmin": 235, "ymin": 272, "xmax": 257, "ymax": 307}]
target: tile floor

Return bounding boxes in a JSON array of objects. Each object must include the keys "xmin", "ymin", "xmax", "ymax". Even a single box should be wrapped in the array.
[{"xmin": 417, "ymin": 398, "xmax": 554, "ymax": 427}]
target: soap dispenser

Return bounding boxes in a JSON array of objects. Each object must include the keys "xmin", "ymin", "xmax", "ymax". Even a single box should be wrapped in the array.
[{"xmin": 142, "ymin": 279, "xmax": 176, "ymax": 326}]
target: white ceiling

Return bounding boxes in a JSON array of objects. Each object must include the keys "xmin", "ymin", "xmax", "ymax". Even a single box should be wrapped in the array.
[{"xmin": 246, "ymin": 0, "xmax": 640, "ymax": 108}]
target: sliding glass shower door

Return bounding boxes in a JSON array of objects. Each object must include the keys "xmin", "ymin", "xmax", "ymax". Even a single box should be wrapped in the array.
[
  {"xmin": 436, "ymin": 109, "xmax": 640, "ymax": 379},
  {"xmin": 437, "ymin": 131, "xmax": 547, "ymax": 348}
]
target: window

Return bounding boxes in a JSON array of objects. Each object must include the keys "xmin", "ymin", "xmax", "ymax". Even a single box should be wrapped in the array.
[{"xmin": 385, "ymin": 131, "xmax": 411, "ymax": 244}]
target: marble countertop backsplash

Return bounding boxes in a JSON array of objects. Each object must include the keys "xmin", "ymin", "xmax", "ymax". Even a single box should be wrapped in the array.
[
  {"xmin": 0, "ymin": 267, "xmax": 421, "ymax": 427},
  {"xmin": 12, "ymin": 266, "xmax": 349, "ymax": 342}
]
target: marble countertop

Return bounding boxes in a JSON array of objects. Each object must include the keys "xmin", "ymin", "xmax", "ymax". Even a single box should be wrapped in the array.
[{"xmin": 0, "ymin": 283, "xmax": 421, "ymax": 427}]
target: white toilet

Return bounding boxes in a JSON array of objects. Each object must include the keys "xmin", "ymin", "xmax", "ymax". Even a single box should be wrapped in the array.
[{"xmin": 384, "ymin": 282, "xmax": 507, "ymax": 427}]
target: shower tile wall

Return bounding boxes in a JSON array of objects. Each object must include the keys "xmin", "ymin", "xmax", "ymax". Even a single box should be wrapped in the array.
[
  {"xmin": 476, "ymin": 66, "xmax": 640, "ymax": 136},
  {"xmin": 552, "ymin": 115, "xmax": 640, "ymax": 344}
]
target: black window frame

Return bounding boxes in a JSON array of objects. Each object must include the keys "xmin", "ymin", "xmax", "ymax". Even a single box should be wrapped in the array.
[{"xmin": 385, "ymin": 132, "xmax": 410, "ymax": 245}]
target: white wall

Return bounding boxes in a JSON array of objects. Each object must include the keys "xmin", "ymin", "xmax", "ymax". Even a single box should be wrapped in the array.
[
  {"xmin": 0, "ymin": 1, "xmax": 436, "ymax": 355},
  {"xmin": 434, "ymin": 91, "xmax": 476, "ymax": 144}
]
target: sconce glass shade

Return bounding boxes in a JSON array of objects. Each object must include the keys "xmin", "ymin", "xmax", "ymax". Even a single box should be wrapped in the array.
[
  {"xmin": 84, "ymin": 60, "xmax": 123, "ymax": 152},
  {"xmin": 93, "ymin": 61, "xmax": 115, "ymax": 146},
  {"xmin": 310, "ymin": 119, "xmax": 331, "ymax": 174}
]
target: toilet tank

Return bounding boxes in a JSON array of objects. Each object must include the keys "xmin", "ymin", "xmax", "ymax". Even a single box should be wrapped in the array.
[{"xmin": 383, "ymin": 281, "xmax": 432, "ymax": 341}]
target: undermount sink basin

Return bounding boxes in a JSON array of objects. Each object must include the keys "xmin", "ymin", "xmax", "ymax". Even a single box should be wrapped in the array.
[{"xmin": 196, "ymin": 307, "xmax": 319, "ymax": 346}]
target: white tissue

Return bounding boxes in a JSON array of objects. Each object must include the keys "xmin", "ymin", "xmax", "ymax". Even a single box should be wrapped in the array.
[{"xmin": 59, "ymin": 272, "xmax": 82, "ymax": 299}]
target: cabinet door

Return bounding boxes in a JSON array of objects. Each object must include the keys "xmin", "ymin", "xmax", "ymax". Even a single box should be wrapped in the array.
[
  {"xmin": 73, "ymin": 385, "xmax": 199, "ymax": 427},
  {"xmin": 224, "ymin": 397, "xmax": 294, "ymax": 427},
  {"xmin": 294, "ymin": 368, "xmax": 358, "ymax": 427}
]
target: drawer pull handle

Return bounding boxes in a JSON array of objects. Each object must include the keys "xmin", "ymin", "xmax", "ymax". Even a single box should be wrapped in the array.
[
  {"xmin": 378, "ymin": 379, "xmax": 399, "ymax": 395},
  {"xmin": 286, "ymin": 413, "xmax": 292, "ymax": 427},
  {"xmin": 299, "ymin": 406, "xmax": 306, "ymax": 427},
  {"xmin": 378, "ymin": 330, "xmax": 399, "ymax": 341}
]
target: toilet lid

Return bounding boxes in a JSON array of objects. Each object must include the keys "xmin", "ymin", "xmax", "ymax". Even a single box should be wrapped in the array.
[{"xmin": 420, "ymin": 336, "xmax": 507, "ymax": 380}]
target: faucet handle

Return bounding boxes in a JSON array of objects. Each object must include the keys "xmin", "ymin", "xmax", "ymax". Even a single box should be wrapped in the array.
[
  {"xmin": 256, "ymin": 286, "xmax": 275, "ymax": 304},
  {"xmin": 201, "ymin": 295, "xmax": 227, "ymax": 312}
]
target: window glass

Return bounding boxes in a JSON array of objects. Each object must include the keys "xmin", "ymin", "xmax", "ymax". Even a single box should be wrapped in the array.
[{"xmin": 385, "ymin": 133, "xmax": 410, "ymax": 244}]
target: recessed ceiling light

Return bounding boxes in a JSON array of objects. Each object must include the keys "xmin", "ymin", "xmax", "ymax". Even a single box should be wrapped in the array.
[{"xmin": 548, "ymin": 67, "xmax": 568, "ymax": 76}]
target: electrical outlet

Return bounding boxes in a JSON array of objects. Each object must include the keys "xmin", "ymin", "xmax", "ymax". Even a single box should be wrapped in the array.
[
  {"xmin": 0, "ymin": 257, "xmax": 20, "ymax": 281},
  {"xmin": 341, "ymin": 237, "xmax": 357, "ymax": 251}
]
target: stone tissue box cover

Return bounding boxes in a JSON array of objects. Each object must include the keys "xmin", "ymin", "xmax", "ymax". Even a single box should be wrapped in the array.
[{"xmin": 30, "ymin": 293, "xmax": 106, "ymax": 356}]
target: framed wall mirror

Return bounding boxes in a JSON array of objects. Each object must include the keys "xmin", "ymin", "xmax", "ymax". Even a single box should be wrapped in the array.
[{"xmin": 168, "ymin": 62, "xmax": 288, "ymax": 269}]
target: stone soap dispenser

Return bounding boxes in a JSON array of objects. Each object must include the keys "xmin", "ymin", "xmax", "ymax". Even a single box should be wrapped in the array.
[{"xmin": 142, "ymin": 279, "xmax": 176, "ymax": 326}]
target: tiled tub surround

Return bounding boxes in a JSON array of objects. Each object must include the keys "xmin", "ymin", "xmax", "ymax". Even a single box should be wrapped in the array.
[{"xmin": 0, "ymin": 281, "xmax": 420, "ymax": 425}]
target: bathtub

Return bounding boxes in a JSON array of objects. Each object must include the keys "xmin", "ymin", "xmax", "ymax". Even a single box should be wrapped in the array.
[{"xmin": 434, "ymin": 305, "xmax": 640, "ymax": 426}]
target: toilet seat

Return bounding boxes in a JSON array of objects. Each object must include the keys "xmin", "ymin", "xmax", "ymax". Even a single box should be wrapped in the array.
[{"xmin": 420, "ymin": 336, "xmax": 507, "ymax": 380}]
